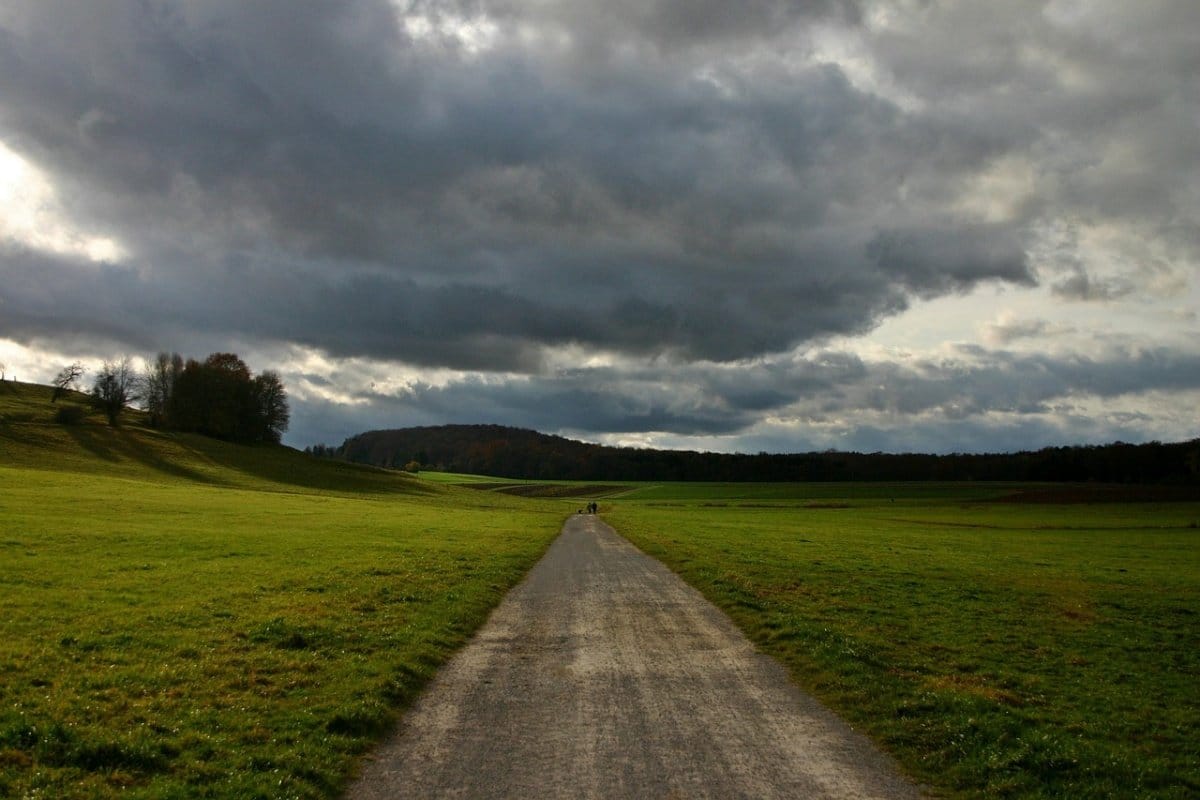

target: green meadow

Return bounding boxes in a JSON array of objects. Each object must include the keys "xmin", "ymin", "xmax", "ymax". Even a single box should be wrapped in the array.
[
  {"xmin": 0, "ymin": 383, "xmax": 566, "ymax": 798},
  {"xmin": 603, "ymin": 485, "xmax": 1200, "ymax": 798},
  {"xmin": 3, "ymin": 381, "xmax": 1198, "ymax": 798}
]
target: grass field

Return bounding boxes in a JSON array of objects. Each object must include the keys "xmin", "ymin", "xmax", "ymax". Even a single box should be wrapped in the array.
[
  {"xmin": 0, "ymin": 382, "xmax": 567, "ymax": 798},
  {"xmin": 604, "ymin": 487, "xmax": 1200, "ymax": 798},
  {"xmin": 5, "ymin": 381, "xmax": 1198, "ymax": 798}
]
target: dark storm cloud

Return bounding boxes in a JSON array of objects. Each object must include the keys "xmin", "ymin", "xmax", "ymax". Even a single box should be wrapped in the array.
[
  {"xmin": 867, "ymin": 224, "xmax": 1033, "ymax": 297},
  {"xmin": 2, "ymin": 1, "xmax": 1197, "ymax": 452},
  {"xmin": 869, "ymin": 1, "xmax": 1200, "ymax": 254},
  {"xmin": 0, "ymin": 0, "xmax": 1047, "ymax": 367}
]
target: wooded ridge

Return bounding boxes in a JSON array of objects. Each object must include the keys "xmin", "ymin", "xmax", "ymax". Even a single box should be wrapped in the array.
[{"xmin": 309, "ymin": 425, "xmax": 1200, "ymax": 485}]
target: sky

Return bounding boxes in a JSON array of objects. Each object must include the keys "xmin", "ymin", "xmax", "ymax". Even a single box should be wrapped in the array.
[{"xmin": 1, "ymin": 0, "xmax": 1198, "ymax": 454}]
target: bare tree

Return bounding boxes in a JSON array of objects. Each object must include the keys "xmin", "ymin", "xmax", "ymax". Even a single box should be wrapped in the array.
[
  {"xmin": 143, "ymin": 351, "xmax": 183, "ymax": 428},
  {"xmin": 91, "ymin": 357, "xmax": 138, "ymax": 425},
  {"xmin": 51, "ymin": 362, "xmax": 86, "ymax": 402}
]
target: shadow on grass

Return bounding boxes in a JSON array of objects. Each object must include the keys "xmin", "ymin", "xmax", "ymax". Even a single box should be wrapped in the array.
[
  {"xmin": 168, "ymin": 434, "xmax": 440, "ymax": 496},
  {"xmin": 63, "ymin": 425, "xmax": 226, "ymax": 486}
]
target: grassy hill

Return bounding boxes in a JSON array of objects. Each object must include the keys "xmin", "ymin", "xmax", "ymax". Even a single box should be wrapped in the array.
[
  {"xmin": 0, "ymin": 381, "xmax": 567, "ymax": 799},
  {"xmin": 0, "ymin": 381, "xmax": 433, "ymax": 495}
]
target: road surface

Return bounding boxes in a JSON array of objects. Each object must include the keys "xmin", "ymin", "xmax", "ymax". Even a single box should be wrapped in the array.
[{"xmin": 346, "ymin": 514, "xmax": 924, "ymax": 799}]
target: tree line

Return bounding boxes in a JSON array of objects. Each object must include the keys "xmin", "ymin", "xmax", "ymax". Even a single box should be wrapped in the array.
[
  {"xmin": 51, "ymin": 352, "xmax": 289, "ymax": 444},
  {"xmin": 308, "ymin": 424, "xmax": 1200, "ymax": 486}
]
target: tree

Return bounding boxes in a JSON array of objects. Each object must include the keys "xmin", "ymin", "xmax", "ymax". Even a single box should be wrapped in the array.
[
  {"xmin": 249, "ymin": 370, "xmax": 290, "ymax": 444},
  {"xmin": 203, "ymin": 353, "xmax": 252, "ymax": 440},
  {"xmin": 0, "ymin": 361, "xmax": 6, "ymax": 381},
  {"xmin": 91, "ymin": 357, "xmax": 138, "ymax": 425},
  {"xmin": 168, "ymin": 353, "xmax": 290, "ymax": 444},
  {"xmin": 170, "ymin": 353, "xmax": 250, "ymax": 440},
  {"xmin": 143, "ymin": 351, "xmax": 183, "ymax": 428},
  {"xmin": 51, "ymin": 362, "xmax": 85, "ymax": 402}
]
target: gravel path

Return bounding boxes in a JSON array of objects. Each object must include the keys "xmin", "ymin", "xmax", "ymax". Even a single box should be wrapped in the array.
[{"xmin": 346, "ymin": 514, "xmax": 924, "ymax": 799}]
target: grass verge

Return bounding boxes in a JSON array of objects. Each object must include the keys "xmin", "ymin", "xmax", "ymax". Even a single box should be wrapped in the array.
[
  {"xmin": 0, "ymin": 382, "xmax": 567, "ymax": 798},
  {"xmin": 605, "ymin": 488, "xmax": 1200, "ymax": 798}
]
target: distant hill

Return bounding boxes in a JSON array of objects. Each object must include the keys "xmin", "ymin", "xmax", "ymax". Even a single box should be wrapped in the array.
[{"xmin": 318, "ymin": 424, "xmax": 1200, "ymax": 486}]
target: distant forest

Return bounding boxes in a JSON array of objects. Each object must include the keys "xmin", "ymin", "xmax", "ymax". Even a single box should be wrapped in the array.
[{"xmin": 307, "ymin": 425, "xmax": 1200, "ymax": 485}]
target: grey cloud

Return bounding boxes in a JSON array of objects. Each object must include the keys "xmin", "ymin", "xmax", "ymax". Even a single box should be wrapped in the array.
[
  {"xmin": 346, "ymin": 375, "xmax": 755, "ymax": 438},
  {"xmin": 870, "ymin": 1, "xmax": 1200, "ymax": 256},
  {"xmin": 2, "ymin": 1, "xmax": 1198, "ymax": 455},
  {"xmin": 740, "ymin": 414, "xmax": 1159, "ymax": 457},
  {"xmin": 285, "ymin": 344, "xmax": 1200, "ymax": 448},
  {"xmin": 985, "ymin": 317, "xmax": 1074, "ymax": 345},
  {"xmin": 0, "ymin": 0, "xmax": 1052, "ymax": 368},
  {"xmin": 807, "ymin": 348, "xmax": 1200, "ymax": 423},
  {"xmin": 1051, "ymin": 270, "xmax": 1136, "ymax": 302},
  {"xmin": 483, "ymin": 0, "xmax": 862, "ymax": 57},
  {"xmin": 867, "ymin": 224, "xmax": 1034, "ymax": 297}
]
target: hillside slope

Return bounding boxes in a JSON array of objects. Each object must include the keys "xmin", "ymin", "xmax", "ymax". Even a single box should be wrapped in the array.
[{"xmin": 0, "ymin": 380, "xmax": 429, "ymax": 496}]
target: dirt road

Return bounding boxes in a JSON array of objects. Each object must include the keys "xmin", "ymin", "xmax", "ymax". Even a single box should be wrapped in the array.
[{"xmin": 346, "ymin": 514, "xmax": 923, "ymax": 799}]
